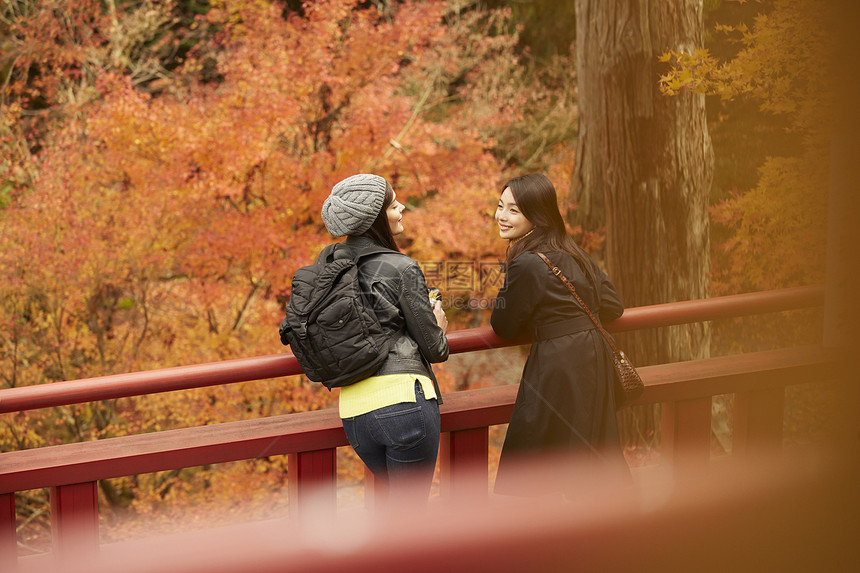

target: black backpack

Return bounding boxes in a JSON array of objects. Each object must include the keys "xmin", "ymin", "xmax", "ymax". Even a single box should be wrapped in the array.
[{"xmin": 279, "ymin": 243, "xmax": 391, "ymax": 389}]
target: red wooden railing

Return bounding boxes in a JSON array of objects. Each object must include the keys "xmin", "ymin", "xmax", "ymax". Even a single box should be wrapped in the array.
[{"xmin": 0, "ymin": 285, "xmax": 839, "ymax": 570}]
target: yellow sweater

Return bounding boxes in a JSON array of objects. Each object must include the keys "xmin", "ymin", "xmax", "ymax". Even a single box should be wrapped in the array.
[{"xmin": 338, "ymin": 373, "xmax": 437, "ymax": 418}]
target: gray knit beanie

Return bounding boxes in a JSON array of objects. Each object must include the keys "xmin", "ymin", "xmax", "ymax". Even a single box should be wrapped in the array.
[{"xmin": 321, "ymin": 174, "xmax": 388, "ymax": 237}]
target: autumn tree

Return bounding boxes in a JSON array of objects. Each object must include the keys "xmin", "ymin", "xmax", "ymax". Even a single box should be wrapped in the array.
[
  {"xmin": 659, "ymin": 0, "xmax": 832, "ymax": 298},
  {"xmin": 1, "ymin": 0, "xmax": 536, "ymax": 544},
  {"xmin": 656, "ymin": 0, "xmax": 836, "ymax": 366},
  {"xmin": 655, "ymin": 0, "xmax": 842, "ymax": 453}
]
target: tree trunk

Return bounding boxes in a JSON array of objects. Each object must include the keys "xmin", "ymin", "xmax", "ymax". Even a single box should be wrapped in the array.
[
  {"xmin": 572, "ymin": 0, "xmax": 714, "ymax": 450},
  {"xmin": 573, "ymin": 0, "xmax": 712, "ymax": 364}
]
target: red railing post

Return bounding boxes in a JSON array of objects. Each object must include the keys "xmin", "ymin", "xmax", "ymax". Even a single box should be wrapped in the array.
[
  {"xmin": 661, "ymin": 398, "xmax": 712, "ymax": 475},
  {"xmin": 1, "ymin": 493, "xmax": 16, "ymax": 571},
  {"xmin": 733, "ymin": 388, "xmax": 785, "ymax": 457},
  {"xmin": 50, "ymin": 482, "xmax": 99, "ymax": 560},
  {"xmin": 440, "ymin": 428, "xmax": 489, "ymax": 502},
  {"xmin": 288, "ymin": 449, "xmax": 337, "ymax": 518}
]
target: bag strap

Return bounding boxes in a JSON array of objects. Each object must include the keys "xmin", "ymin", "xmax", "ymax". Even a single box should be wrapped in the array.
[
  {"xmin": 322, "ymin": 243, "xmax": 376, "ymax": 266},
  {"xmin": 533, "ymin": 252, "xmax": 620, "ymax": 354},
  {"xmin": 334, "ymin": 240, "xmax": 409, "ymax": 265}
]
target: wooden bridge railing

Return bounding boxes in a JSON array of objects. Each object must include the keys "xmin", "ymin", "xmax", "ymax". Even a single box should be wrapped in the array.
[{"xmin": 0, "ymin": 285, "xmax": 837, "ymax": 569}]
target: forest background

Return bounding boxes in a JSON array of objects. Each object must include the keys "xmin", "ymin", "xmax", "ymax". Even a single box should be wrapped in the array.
[{"xmin": 0, "ymin": 0, "xmax": 840, "ymax": 550}]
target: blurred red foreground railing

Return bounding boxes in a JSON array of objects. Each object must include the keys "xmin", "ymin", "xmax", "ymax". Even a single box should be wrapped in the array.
[{"xmin": 0, "ymin": 285, "xmax": 841, "ymax": 570}]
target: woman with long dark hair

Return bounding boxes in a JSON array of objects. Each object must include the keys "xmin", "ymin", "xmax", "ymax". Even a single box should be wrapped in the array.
[
  {"xmin": 319, "ymin": 174, "xmax": 449, "ymax": 507},
  {"xmin": 490, "ymin": 173, "xmax": 629, "ymax": 495}
]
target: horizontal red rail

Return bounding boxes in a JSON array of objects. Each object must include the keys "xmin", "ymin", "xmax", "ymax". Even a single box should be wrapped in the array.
[
  {"xmin": 0, "ymin": 354, "xmax": 301, "ymax": 415},
  {"xmin": 605, "ymin": 284, "xmax": 823, "ymax": 332},
  {"xmin": 0, "ymin": 285, "xmax": 823, "ymax": 414}
]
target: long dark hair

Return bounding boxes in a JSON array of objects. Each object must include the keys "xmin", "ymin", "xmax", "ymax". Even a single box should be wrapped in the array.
[
  {"xmin": 502, "ymin": 173, "xmax": 597, "ymax": 285},
  {"xmin": 360, "ymin": 181, "xmax": 399, "ymax": 251}
]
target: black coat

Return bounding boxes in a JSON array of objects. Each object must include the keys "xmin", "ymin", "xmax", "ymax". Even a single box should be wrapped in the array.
[{"xmin": 490, "ymin": 250, "xmax": 627, "ymax": 494}]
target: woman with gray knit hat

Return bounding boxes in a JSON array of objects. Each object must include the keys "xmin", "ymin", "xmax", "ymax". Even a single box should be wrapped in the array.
[{"xmin": 320, "ymin": 173, "xmax": 449, "ymax": 508}]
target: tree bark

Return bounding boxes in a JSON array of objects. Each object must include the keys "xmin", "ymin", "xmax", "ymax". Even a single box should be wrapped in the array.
[{"xmin": 572, "ymin": 0, "xmax": 713, "ymax": 366}]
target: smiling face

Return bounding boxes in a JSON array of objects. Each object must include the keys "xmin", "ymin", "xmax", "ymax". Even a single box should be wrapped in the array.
[
  {"xmin": 387, "ymin": 191, "xmax": 405, "ymax": 235},
  {"xmin": 495, "ymin": 187, "xmax": 534, "ymax": 240}
]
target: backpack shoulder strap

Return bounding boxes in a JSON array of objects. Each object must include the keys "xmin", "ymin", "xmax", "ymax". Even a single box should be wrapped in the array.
[
  {"xmin": 340, "ymin": 240, "xmax": 410, "ymax": 263},
  {"xmin": 315, "ymin": 243, "xmax": 348, "ymax": 265}
]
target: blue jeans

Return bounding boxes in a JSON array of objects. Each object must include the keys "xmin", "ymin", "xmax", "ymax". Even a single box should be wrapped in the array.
[{"xmin": 342, "ymin": 381, "xmax": 440, "ymax": 504}]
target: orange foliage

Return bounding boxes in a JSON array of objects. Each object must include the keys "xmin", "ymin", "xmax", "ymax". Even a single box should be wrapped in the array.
[{"xmin": 659, "ymin": 0, "xmax": 832, "ymax": 295}]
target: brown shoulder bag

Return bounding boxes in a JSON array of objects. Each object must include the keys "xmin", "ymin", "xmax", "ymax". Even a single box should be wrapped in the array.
[{"xmin": 534, "ymin": 252, "xmax": 644, "ymax": 408}]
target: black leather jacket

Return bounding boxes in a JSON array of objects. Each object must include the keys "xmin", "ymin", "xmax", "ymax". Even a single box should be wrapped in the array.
[{"xmin": 344, "ymin": 236, "xmax": 449, "ymax": 388}]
